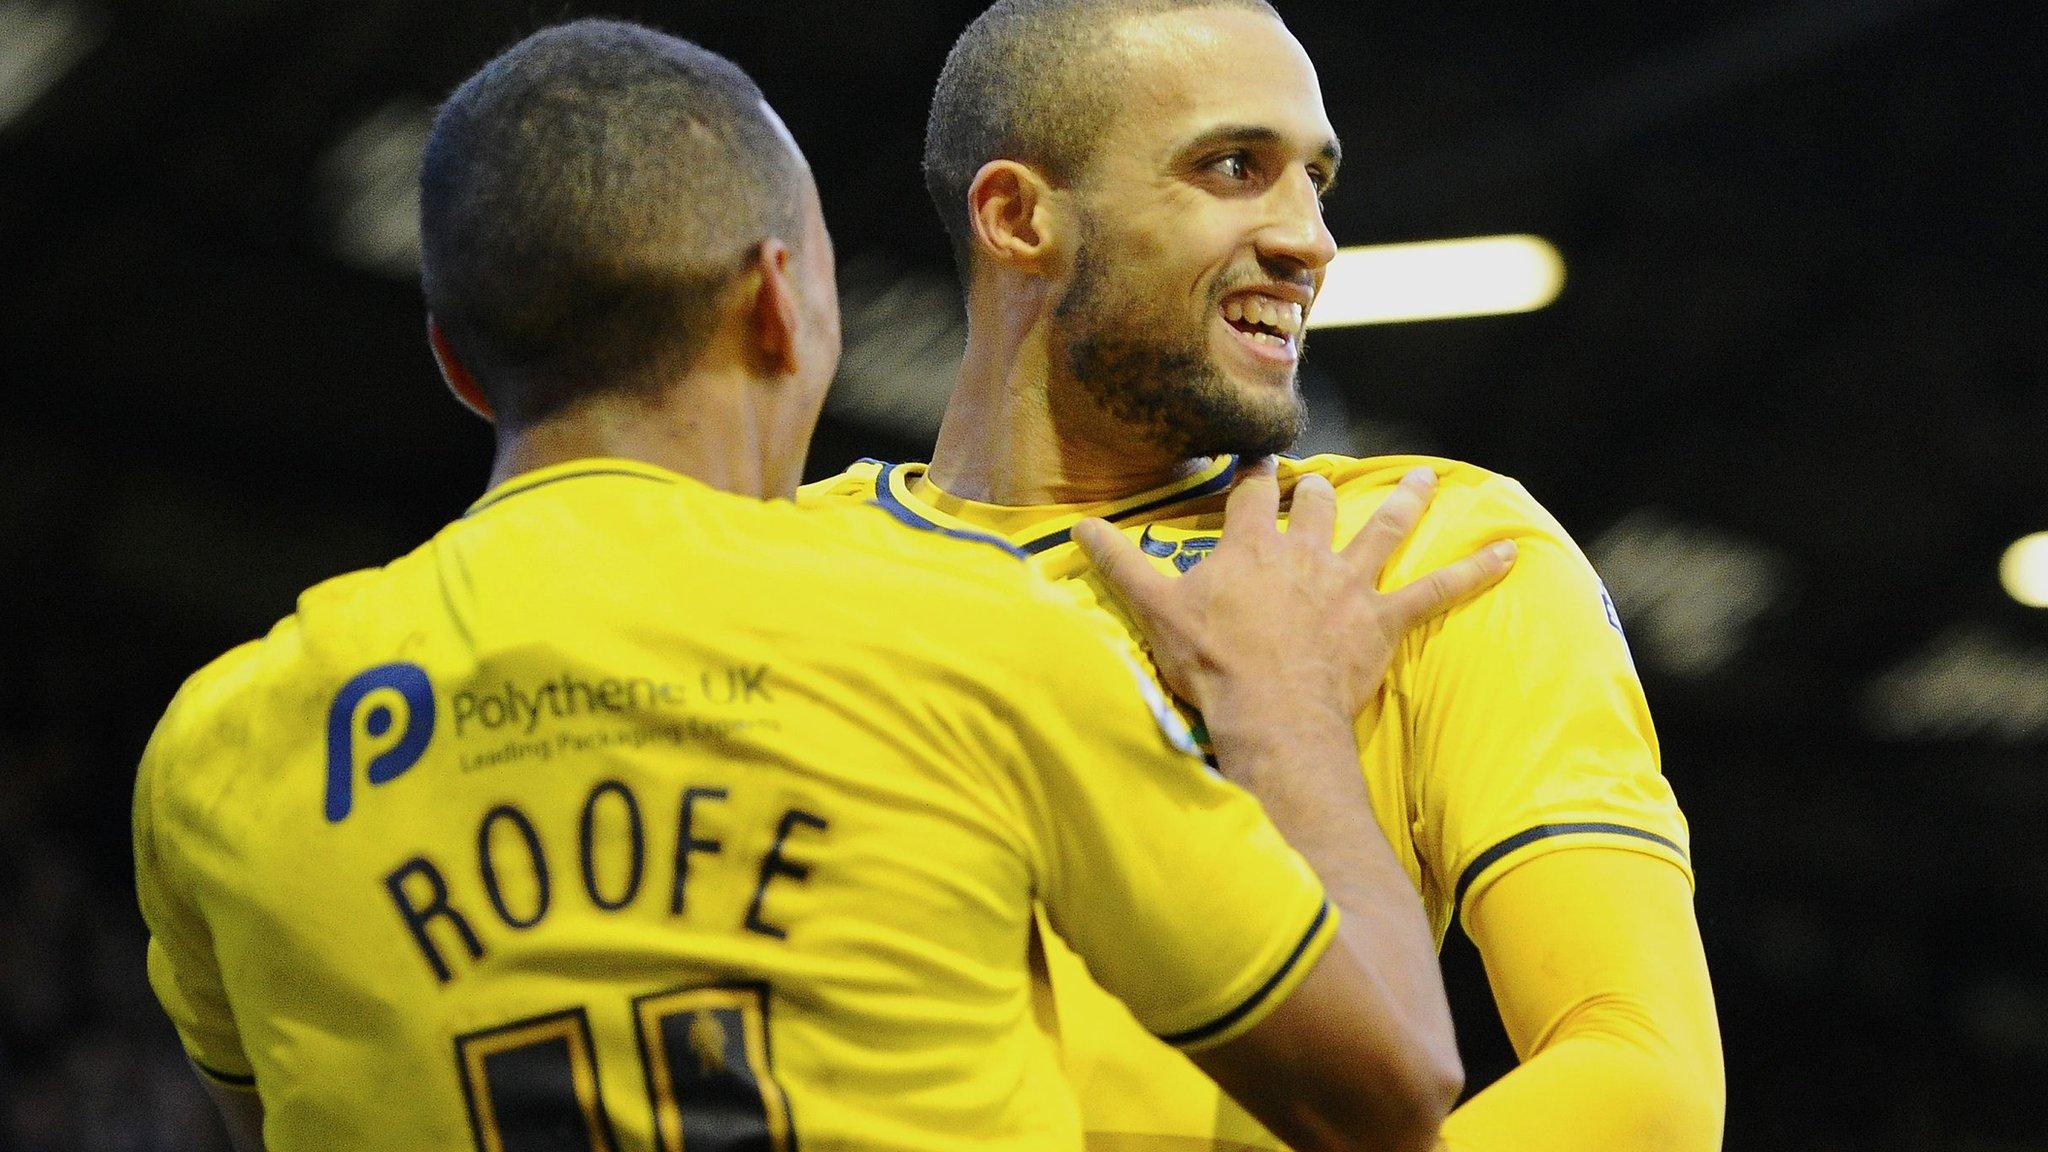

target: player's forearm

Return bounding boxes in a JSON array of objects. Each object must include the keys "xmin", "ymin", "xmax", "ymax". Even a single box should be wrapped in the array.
[
  {"xmin": 1205, "ymin": 699, "xmax": 1462, "ymax": 1125},
  {"xmin": 1451, "ymin": 851, "xmax": 1724, "ymax": 1152},
  {"xmin": 1437, "ymin": 1025, "xmax": 1724, "ymax": 1152},
  {"xmin": 1207, "ymin": 704, "xmax": 1425, "ymax": 921}
]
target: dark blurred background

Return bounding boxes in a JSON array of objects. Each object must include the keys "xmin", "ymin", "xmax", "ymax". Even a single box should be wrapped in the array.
[{"xmin": 2, "ymin": 0, "xmax": 2044, "ymax": 1148}]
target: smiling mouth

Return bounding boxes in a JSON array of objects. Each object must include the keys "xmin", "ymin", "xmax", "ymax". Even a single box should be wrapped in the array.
[{"xmin": 1220, "ymin": 294, "xmax": 1306, "ymax": 360}]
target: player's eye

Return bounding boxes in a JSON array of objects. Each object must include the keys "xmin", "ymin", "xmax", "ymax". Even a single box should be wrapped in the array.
[
  {"xmin": 1209, "ymin": 152, "xmax": 1253, "ymax": 182},
  {"xmin": 1308, "ymin": 166, "xmax": 1336, "ymax": 198}
]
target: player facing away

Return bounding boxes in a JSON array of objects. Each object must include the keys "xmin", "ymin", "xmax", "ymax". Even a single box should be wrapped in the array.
[
  {"xmin": 133, "ymin": 19, "xmax": 1519, "ymax": 1152},
  {"xmin": 800, "ymin": 1, "xmax": 1726, "ymax": 1149}
]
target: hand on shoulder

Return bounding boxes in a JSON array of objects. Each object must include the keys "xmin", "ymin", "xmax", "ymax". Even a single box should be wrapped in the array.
[{"xmin": 1075, "ymin": 457, "xmax": 1516, "ymax": 756}]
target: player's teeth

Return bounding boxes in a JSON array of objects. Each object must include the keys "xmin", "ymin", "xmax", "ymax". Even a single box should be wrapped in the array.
[{"xmin": 1225, "ymin": 295, "xmax": 1305, "ymax": 339}]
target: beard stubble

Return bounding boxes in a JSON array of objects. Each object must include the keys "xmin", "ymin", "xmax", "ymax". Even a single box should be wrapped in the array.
[{"xmin": 1051, "ymin": 234, "xmax": 1308, "ymax": 461}]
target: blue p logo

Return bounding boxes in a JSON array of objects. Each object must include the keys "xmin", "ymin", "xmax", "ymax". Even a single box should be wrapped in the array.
[{"xmin": 325, "ymin": 663, "xmax": 436, "ymax": 823}]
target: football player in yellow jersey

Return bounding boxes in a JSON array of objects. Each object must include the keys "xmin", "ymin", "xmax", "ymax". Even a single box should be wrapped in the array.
[
  {"xmin": 135, "ymin": 19, "xmax": 1521, "ymax": 1152},
  {"xmin": 799, "ymin": 1, "xmax": 1726, "ymax": 1148}
]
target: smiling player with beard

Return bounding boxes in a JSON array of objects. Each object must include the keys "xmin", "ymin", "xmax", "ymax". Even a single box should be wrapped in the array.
[
  {"xmin": 134, "ymin": 19, "xmax": 1527, "ymax": 1152},
  {"xmin": 802, "ymin": 2, "xmax": 1726, "ymax": 1148}
]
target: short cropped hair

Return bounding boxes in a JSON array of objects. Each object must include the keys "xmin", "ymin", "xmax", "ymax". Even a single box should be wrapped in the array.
[
  {"xmin": 421, "ymin": 19, "xmax": 803, "ymax": 426},
  {"xmin": 923, "ymin": 0, "xmax": 1279, "ymax": 280}
]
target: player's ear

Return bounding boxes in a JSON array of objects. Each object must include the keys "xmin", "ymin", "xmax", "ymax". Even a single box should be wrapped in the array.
[
  {"xmin": 747, "ymin": 237, "xmax": 802, "ymax": 377},
  {"xmin": 427, "ymin": 316, "xmax": 495, "ymax": 423},
  {"xmin": 968, "ymin": 160, "xmax": 1066, "ymax": 276}
]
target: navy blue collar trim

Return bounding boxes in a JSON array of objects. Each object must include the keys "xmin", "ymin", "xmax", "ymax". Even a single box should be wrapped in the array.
[
  {"xmin": 870, "ymin": 457, "xmax": 1239, "ymax": 557},
  {"xmin": 870, "ymin": 464, "xmax": 1028, "ymax": 560},
  {"xmin": 465, "ymin": 467, "xmax": 675, "ymax": 517}
]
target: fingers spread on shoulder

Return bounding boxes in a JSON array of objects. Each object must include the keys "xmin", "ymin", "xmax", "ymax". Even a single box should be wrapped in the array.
[
  {"xmin": 1385, "ymin": 539, "xmax": 1518, "ymax": 626},
  {"xmin": 1343, "ymin": 467, "xmax": 1438, "ymax": 579},
  {"xmin": 1222, "ymin": 456, "xmax": 1283, "ymax": 544},
  {"xmin": 1285, "ymin": 473, "xmax": 1338, "ymax": 552}
]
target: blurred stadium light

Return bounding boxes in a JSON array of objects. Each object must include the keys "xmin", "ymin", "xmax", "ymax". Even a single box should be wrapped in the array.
[
  {"xmin": 320, "ymin": 99, "xmax": 434, "ymax": 279},
  {"xmin": 2000, "ymin": 532, "xmax": 2048, "ymax": 608},
  {"xmin": 0, "ymin": 0, "xmax": 100, "ymax": 132},
  {"xmin": 1307, "ymin": 235, "xmax": 1565, "ymax": 328},
  {"xmin": 825, "ymin": 255, "xmax": 965, "ymax": 438},
  {"xmin": 1864, "ymin": 628, "xmax": 2048, "ymax": 743},
  {"xmin": 1587, "ymin": 508, "xmax": 1787, "ymax": 678}
]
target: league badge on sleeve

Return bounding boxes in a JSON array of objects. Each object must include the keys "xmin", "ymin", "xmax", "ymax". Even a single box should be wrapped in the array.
[
  {"xmin": 1117, "ymin": 655, "xmax": 1203, "ymax": 759},
  {"xmin": 1598, "ymin": 580, "xmax": 1639, "ymax": 668}
]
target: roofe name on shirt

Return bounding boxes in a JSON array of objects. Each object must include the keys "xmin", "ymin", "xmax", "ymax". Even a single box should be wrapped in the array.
[
  {"xmin": 382, "ymin": 789, "xmax": 829, "ymax": 985},
  {"xmin": 330, "ymin": 661, "xmax": 824, "ymax": 986}
]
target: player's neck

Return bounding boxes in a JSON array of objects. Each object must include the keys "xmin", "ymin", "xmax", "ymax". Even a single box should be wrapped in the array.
[
  {"xmin": 485, "ymin": 375, "xmax": 799, "ymax": 502},
  {"xmin": 930, "ymin": 299, "xmax": 1205, "ymax": 508}
]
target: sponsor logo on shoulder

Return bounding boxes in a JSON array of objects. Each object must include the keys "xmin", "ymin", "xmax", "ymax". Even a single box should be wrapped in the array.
[{"xmin": 326, "ymin": 663, "xmax": 436, "ymax": 823}]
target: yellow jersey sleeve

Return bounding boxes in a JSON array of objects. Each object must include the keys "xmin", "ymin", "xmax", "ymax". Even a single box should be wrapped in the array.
[
  {"xmin": 1004, "ymin": 599, "xmax": 1337, "ymax": 1052},
  {"xmin": 1368, "ymin": 468, "xmax": 1692, "ymax": 919},
  {"xmin": 1442, "ymin": 849, "xmax": 1724, "ymax": 1151},
  {"xmin": 134, "ymin": 645, "xmax": 258, "ymax": 1086}
]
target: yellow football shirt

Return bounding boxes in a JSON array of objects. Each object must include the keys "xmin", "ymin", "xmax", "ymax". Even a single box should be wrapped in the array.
[
  {"xmin": 135, "ymin": 457, "xmax": 1338, "ymax": 1152},
  {"xmin": 801, "ymin": 452, "xmax": 1694, "ymax": 1150}
]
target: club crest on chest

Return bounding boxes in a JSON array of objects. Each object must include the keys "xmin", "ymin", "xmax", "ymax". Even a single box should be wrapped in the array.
[{"xmin": 1137, "ymin": 526, "xmax": 1221, "ymax": 573}]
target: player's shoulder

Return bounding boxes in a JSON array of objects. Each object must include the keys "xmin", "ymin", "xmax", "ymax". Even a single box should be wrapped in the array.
[
  {"xmin": 150, "ymin": 635, "xmax": 272, "ymax": 753},
  {"xmin": 139, "ymin": 620, "xmax": 299, "ymax": 821},
  {"xmin": 143, "ymin": 545, "xmax": 440, "ymax": 781},
  {"xmin": 1289, "ymin": 452, "xmax": 1572, "ymax": 541},
  {"xmin": 158, "ymin": 554, "xmax": 399, "ymax": 736},
  {"xmin": 289, "ymin": 550, "xmax": 427, "ymax": 632}
]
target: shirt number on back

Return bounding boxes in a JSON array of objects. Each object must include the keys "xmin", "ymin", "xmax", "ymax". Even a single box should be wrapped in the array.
[{"xmin": 454, "ymin": 984, "xmax": 792, "ymax": 1152}]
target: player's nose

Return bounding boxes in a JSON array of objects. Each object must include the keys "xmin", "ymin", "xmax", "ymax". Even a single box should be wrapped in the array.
[{"xmin": 1256, "ymin": 167, "xmax": 1338, "ymax": 274}]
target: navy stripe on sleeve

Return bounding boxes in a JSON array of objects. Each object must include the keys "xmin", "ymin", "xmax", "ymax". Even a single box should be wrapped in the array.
[
  {"xmin": 1454, "ymin": 822, "xmax": 1689, "ymax": 910},
  {"xmin": 1157, "ymin": 899, "xmax": 1331, "ymax": 1048}
]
